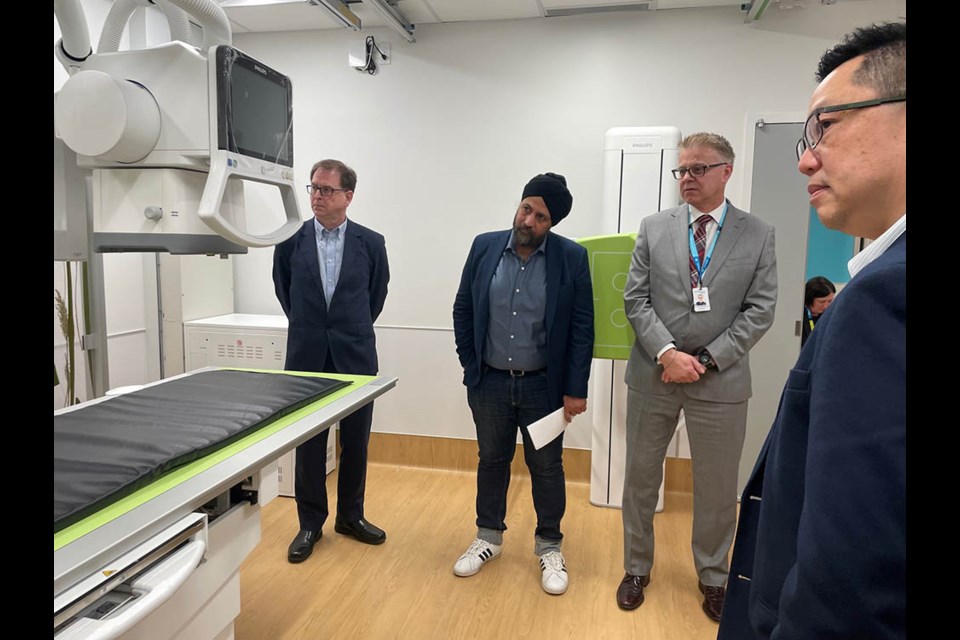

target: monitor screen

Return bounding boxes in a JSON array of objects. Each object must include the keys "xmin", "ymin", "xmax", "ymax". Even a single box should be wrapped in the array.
[{"xmin": 215, "ymin": 46, "xmax": 293, "ymax": 167}]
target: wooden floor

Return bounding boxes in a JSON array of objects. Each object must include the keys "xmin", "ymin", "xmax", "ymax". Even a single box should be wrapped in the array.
[{"xmin": 237, "ymin": 463, "xmax": 721, "ymax": 640}]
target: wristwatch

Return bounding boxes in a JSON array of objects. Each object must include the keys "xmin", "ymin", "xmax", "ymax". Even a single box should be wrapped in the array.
[{"xmin": 695, "ymin": 348, "xmax": 717, "ymax": 371}]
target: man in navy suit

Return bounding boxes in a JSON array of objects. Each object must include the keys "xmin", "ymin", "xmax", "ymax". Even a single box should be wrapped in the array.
[
  {"xmin": 719, "ymin": 21, "xmax": 905, "ymax": 639},
  {"xmin": 273, "ymin": 159, "xmax": 390, "ymax": 563},
  {"xmin": 451, "ymin": 173, "xmax": 594, "ymax": 595}
]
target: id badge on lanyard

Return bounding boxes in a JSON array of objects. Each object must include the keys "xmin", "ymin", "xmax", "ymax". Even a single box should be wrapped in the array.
[
  {"xmin": 689, "ymin": 204, "xmax": 727, "ymax": 313},
  {"xmin": 693, "ymin": 286, "xmax": 711, "ymax": 312}
]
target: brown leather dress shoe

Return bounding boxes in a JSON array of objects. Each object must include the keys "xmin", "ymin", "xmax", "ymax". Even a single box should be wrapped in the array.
[
  {"xmin": 287, "ymin": 529, "xmax": 321, "ymax": 564},
  {"xmin": 616, "ymin": 573, "xmax": 651, "ymax": 610},
  {"xmin": 698, "ymin": 580, "xmax": 726, "ymax": 622},
  {"xmin": 334, "ymin": 517, "xmax": 386, "ymax": 545}
]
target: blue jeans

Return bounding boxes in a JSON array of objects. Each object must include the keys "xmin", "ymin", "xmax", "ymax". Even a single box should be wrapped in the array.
[{"xmin": 467, "ymin": 367, "xmax": 565, "ymax": 554}]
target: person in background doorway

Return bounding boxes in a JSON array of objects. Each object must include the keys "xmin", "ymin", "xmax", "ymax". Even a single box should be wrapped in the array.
[{"xmin": 801, "ymin": 275, "xmax": 836, "ymax": 347}]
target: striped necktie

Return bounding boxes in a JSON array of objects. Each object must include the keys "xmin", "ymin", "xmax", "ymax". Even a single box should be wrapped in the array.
[{"xmin": 690, "ymin": 214, "xmax": 712, "ymax": 288}]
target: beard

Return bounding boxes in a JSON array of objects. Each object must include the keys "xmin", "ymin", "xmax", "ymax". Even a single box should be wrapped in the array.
[{"xmin": 514, "ymin": 224, "xmax": 545, "ymax": 247}]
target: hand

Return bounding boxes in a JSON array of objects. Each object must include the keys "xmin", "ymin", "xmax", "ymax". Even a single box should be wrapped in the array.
[
  {"xmin": 660, "ymin": 349, "xmax": 706, "ymax": 384},
  {"xmin": 563, "ymin": 396, "xmax": 587, "ymax": 423}
]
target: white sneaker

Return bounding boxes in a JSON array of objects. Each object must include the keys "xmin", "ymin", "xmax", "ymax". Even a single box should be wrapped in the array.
[
  {"xmin": 453, "ymin": 538, "xmax": 502, "ymax": 577},
  {"xmin": 539, "ymin": 550, "xmax": 568, "ymax": 595}
]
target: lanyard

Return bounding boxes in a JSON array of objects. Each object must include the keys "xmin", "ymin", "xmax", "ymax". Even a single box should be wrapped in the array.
[
  {"xmin": 805, "ymin": 306, "xmax": 815, "ymax": 332},
  {"xmin": 688, "ymin": 203, "xmax": 728, "ymax": 286}
]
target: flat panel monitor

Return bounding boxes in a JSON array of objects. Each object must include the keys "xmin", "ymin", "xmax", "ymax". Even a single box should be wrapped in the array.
[{"xmin": 215, "ymin": 46, "xmax": 293, "ymax": 168}]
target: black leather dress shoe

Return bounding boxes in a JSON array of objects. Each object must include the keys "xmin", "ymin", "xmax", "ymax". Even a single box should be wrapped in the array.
[
  {"xmin": 334, "ymin": 517, "xmax": 386, "ymax": 545},
  {"xmin": 287, "ymin": 529, "xmax": 321, "ymax": 563},
  {"xmin": 698, "ymin": 580, "xmax": 726, "ymax": 622},
  {"xmin": 616, "ymin": 573, "xmax": 651, "ymax": 610}
]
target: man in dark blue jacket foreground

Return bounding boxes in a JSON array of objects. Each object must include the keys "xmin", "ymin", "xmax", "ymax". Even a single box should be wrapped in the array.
[{"xmin": 719, "ymin": 21, "xmax": 906, "ymax": 639}]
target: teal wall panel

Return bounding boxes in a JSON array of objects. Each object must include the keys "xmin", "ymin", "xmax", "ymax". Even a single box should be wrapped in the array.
[{"xmin": 805, "ymin": 206, "xmax": 855, "ymax": 284}]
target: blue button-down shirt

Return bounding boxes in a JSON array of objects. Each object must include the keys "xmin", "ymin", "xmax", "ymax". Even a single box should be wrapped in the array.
[
  {"xmin": 483, "ymin": 231, "xmax": 548, "ymax": 371},
  {"xmin": 314, "ymin": 217, "xmax": 347, "ymax": 305}
]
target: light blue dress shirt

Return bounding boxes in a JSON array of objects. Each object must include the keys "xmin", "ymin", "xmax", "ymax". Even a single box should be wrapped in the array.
[{"xmin": 314, "ymin": 217, "xmax": 347, "ymax": 305}]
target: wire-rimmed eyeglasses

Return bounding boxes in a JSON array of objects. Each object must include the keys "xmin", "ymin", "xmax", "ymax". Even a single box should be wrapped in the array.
[
  {"xmin": 306, "ymin": 184, "xmax": 350, "ymax": 197},
  {"xmin": 796, "ymin": 96, "xmax": 906, "ymax": 160},
  {"xmin": 670, "ymin": 162, "xmax": 729, "ymax": 180}
]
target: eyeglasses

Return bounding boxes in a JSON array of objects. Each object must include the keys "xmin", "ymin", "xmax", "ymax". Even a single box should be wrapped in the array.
[
  {"xmin": 306, "ymin": 184, "xmax": 350, "ymax": 197},
  {"xmin": 796, "ymin": 95, "xmax": 906, "ymax": 160},
  {"xmin": 671, "ymin": 163, "xmax": 728, "ymax": 180}
]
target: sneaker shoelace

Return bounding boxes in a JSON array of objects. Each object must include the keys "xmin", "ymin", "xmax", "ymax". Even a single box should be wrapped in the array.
[
  {"xmin": 541, "ymin": 552, "xmax": 566, "ymax": 573},
  {"xmin": 466, "ymin": 539, "xmax": 492, "ymax": 557}
]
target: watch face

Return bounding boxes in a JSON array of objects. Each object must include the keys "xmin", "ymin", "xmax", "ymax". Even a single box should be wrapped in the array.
[{"xmin": 699, "ymin": 353, "xmax": 711, "ymax": 365}]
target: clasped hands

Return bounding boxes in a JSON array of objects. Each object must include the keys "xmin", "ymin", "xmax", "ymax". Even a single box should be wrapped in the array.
[{"xmin": 660, "ymin": 348, "xmax": 707, "ymax": 384}]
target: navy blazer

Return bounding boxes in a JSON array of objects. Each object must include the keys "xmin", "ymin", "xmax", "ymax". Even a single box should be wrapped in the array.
[
  {"xmin": 719, "ymin": 233, "xmax": 906, "ymax": 640},
  {"xmin": 452, "ymin": 230, "xmax": 594, "ymax": 410},
  {"xmin": 273, "ymin": 219, "xmax": 389, "ymax": 376}
]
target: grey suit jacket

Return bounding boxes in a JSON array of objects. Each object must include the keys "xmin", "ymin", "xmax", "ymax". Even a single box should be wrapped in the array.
[{"xmin": 623, "ymin": 200, "xmax": 777, "ymax": 402}]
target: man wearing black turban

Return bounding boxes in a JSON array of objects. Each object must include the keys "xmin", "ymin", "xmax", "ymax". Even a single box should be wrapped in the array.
[{"xmin": 452, "ymin": 172, "xmax": 594, "ymax": 596}]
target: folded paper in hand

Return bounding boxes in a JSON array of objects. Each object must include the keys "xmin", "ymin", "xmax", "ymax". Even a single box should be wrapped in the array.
[{"xmin": 527, "ymin": 408, "xmax": 571, "ymax": 450}]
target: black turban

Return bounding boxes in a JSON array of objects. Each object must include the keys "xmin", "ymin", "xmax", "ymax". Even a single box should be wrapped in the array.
[{"xmin": 521, "ymin": 172, "xmax": 573, "ymax": 225}]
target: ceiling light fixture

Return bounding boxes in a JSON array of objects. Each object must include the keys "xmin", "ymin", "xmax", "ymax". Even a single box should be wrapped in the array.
[
  {"xmin": 544, "ymin": 2, "xmax": 653, "ymax": 18},
  {"xmin": 742, "ymin": 0, "xmax": 772, "ymax": 22},
  {"xmin": 362, "ymin": 0, "xmax": 415, "ymax": 43},
  {"xmin": 306, "ymin": 0, "xmax": 362, "ymax": 31}
]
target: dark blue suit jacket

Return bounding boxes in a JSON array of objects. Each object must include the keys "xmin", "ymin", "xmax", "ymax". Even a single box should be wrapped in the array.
[
  {"xmin": 719, "ymin": 232, "xmax": 906, "ymax": 639},
  {"xmin": 273, "ymin": 219, "xmax": 389, "ymax": 376},
  {"xmin": 452, "ymin": 230, "xmax": 594, "ymax": 409}
]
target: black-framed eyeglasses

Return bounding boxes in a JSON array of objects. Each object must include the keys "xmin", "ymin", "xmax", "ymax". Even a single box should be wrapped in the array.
[
  {"xmin": 306, "ymin": 184, "xmax": 350, "ymax": 197},
  {"xmin": 796, "ymin": 95, "xmax": 906, "ymax": 160},
  {"xmin": 671, "ymin": 162, "xmax": 728, "ymax": 180}
]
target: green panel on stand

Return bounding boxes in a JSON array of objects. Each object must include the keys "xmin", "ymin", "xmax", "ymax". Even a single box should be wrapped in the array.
[{"xmin": 577, "ymin": 233, "xmax": 637, "ymax": 360}]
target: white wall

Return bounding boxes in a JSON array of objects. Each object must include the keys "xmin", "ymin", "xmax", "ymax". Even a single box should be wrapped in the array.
[{"xmin": 230, "ymin": 2, "xmax": 906, "ymax": 448}]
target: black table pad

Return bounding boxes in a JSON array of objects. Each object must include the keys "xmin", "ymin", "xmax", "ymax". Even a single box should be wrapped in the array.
[{"xmin": 54, "ymin": 370, "xmax": 350, "ymax": 533}]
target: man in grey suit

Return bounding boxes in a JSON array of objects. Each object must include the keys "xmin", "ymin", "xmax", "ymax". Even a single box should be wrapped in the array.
[{"xmin": 616, "ymin": 133, "xmax": 777, "ymax": 622}]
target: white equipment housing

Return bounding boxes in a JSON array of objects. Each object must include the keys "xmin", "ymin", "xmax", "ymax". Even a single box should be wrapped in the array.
[
  {"xmin": 590, "ymin": 126, "xmax": 682, "ymax": 510},
  {"xmin": 55, "ymin": 42, "xmax": 304, "ymax": 254}
]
